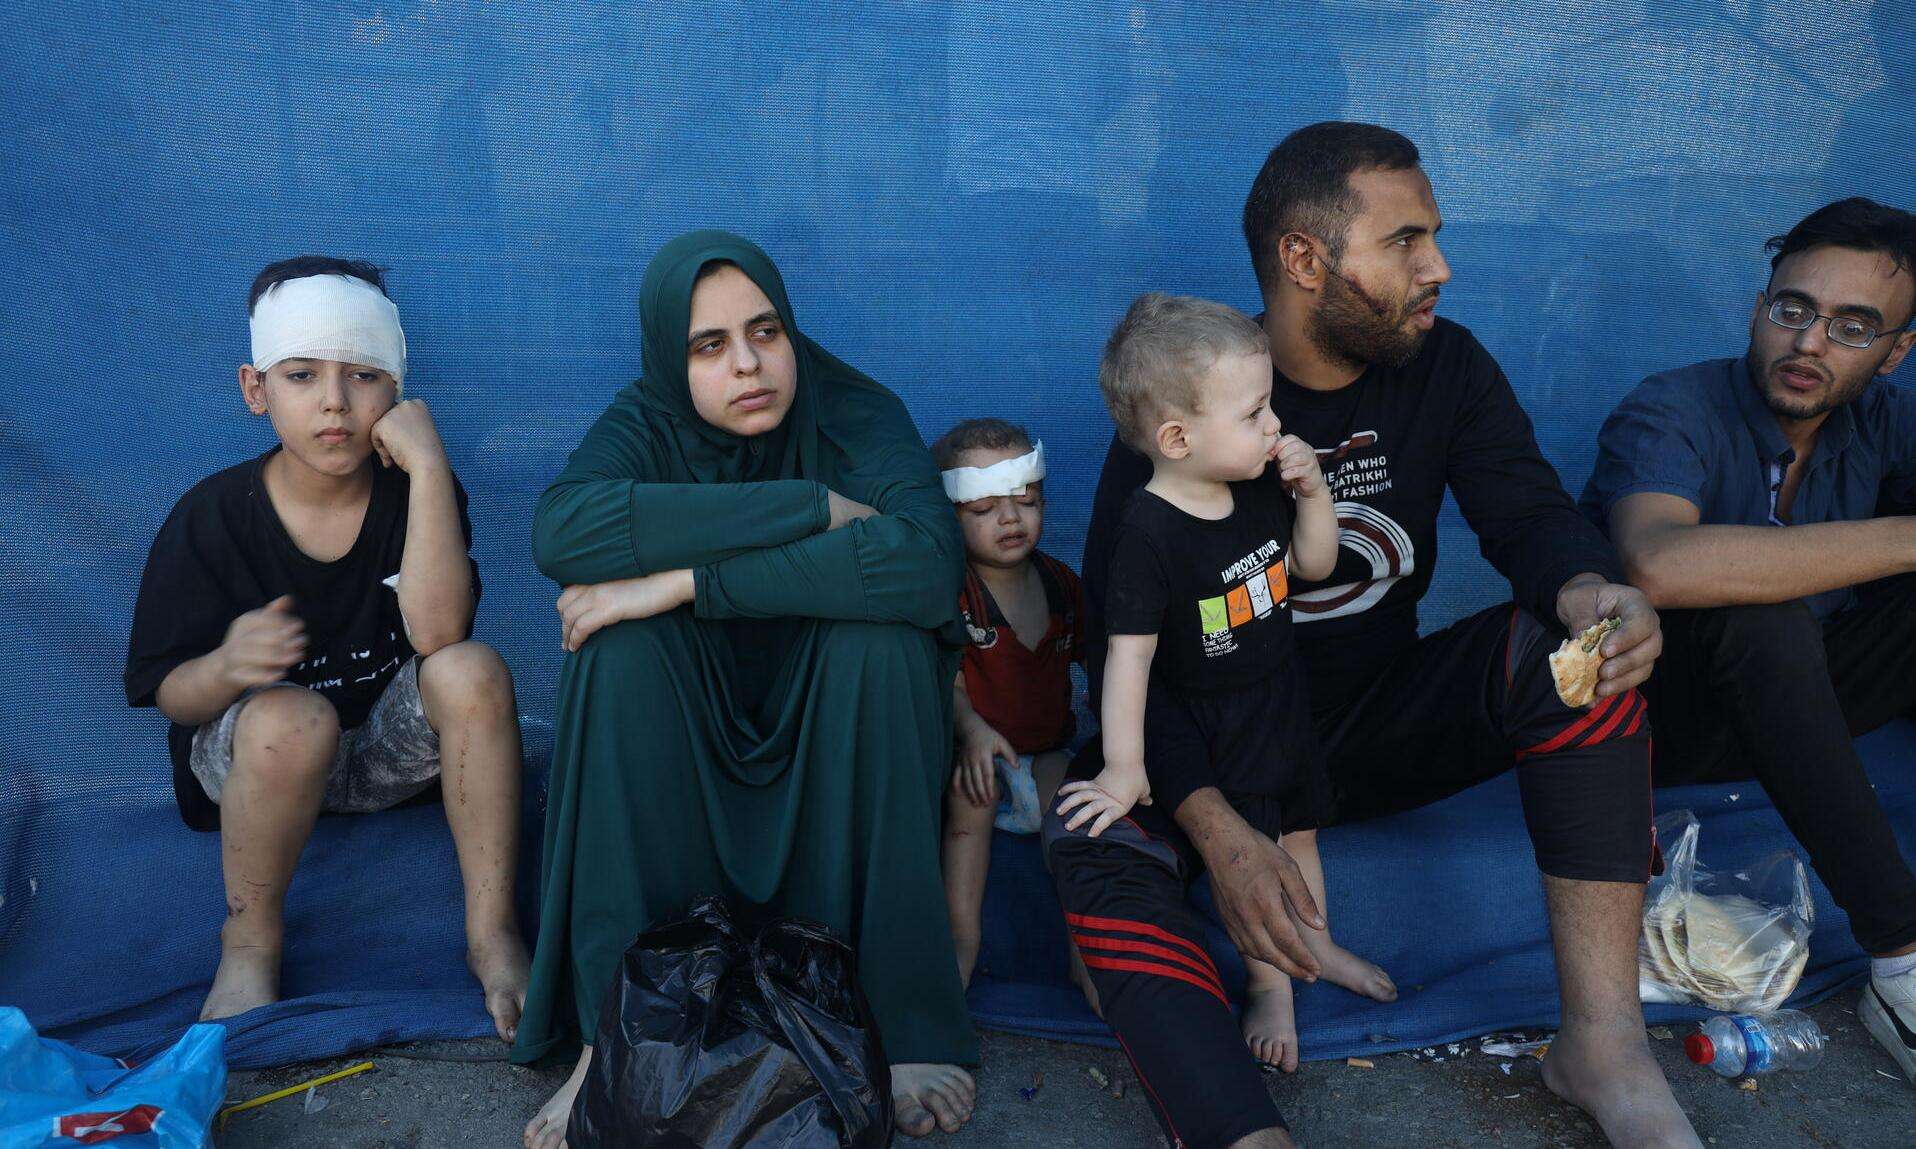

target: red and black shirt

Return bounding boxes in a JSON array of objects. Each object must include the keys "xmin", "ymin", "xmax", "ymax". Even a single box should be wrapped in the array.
[{"xmin": 958, "ymin": 550, "xmax": 1084, "ymax": 754}]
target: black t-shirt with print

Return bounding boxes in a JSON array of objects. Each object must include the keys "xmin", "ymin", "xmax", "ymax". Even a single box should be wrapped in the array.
[
  {"xmin": 1086, "ymin": 318, "xmax": 1624, "ymax": 712},
  {"xmin": 1103, "ymin": 475, "xmax": 1299, "ymax": 695},
  {"xmin": 124, "ymin": 449, "xmax": 479, "ymax": 830}
]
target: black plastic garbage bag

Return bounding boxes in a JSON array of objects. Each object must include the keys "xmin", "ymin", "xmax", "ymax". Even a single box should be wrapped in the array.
[{"xmin": 569, "ymin": 897, "xmax": 893, "ymax": 1148}]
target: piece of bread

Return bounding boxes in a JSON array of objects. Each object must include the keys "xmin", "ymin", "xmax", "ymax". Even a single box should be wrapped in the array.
[{"xmin": 1549, "ymin": 617, "xmax": 1621, "ymax": 708}]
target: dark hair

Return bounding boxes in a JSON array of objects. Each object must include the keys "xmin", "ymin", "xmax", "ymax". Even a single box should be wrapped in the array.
[
  {"xmin": 1766, "ymin": 197, "xmax": 1916, "ymax": 287},
  {"xmin": 694, "ymin": 258, "xmax": 740, "ymax": 286},
  {"xmin": 931, "ymin": 418, "xmax": 1033, "ymax": 470},
  {"xmin": 1242, "ymin": 122, "xmax": 1421, "ymax": 294},
  {"xmin": 248, "ymin": 255, "xmax": 388, "ymax": 313}
]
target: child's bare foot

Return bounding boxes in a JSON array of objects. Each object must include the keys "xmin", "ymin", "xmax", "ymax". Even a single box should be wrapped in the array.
[
  {"xmin": 1314, "ymin": 942, "xmax": 1397, "ymax": 1002},
  {"xmin": 892, "ymin": 1063, "xmax": 975, "ymax": 1137},
  {"xmin": 524, "ymin": 1045, "xmax": 591, "ymax": 1149},
  {"xmin": 200, "ymin": 934, "xmax": 282, "ymax": 1021},
  {"xmin": 1242, "ymin": 978, "xmax": 1299, "ymax": 1072},
  {"xmin": 468, "ymin": 930, "xmax": 531, "ymax": 1043}
]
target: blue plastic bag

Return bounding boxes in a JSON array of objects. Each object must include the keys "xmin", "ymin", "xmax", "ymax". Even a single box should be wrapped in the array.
[{"xmin": 0, "ymin": 1008, "xmax": 225, "ymax": 1148}]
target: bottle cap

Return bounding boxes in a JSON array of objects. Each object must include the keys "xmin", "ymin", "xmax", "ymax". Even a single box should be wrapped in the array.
[{"xmin": 1684, "ymin": 1034, "xmax": 1715, "ymax": 1064}]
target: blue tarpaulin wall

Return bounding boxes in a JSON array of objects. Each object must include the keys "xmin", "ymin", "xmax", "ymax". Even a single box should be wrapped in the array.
[{"xmin": 4, "ymin": 3, "xmax": 1914, "ymax": 1069}]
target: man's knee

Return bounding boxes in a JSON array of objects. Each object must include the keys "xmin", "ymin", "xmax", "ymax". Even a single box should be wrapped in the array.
[
  {"xmin": 232, "ymin": 687, "xmax": 339, "ymax": 782},
  {"xmin": 1688, "ymin": 600, "xmax": 1821, "ymax": 659},
  {"xmin": 417, "ymin": 640, "xmax": 515, "ymax": 717}
]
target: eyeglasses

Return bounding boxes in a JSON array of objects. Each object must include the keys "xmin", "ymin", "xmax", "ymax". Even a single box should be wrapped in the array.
[{"xmin": 1764, "ymin": 295, "xmax": 1906, "ymax": 350}]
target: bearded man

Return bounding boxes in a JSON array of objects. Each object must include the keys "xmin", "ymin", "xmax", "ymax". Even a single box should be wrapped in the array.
[{"xmin": 1058, "ymin": 122, "xmax": 1700, "ymax": 1148}]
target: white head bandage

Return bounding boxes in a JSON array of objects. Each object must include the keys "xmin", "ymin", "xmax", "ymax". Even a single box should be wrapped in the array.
[
  {"xmin": 249, "ymin": 273, "xmax": 407, "ymax": 383},
  {"xmin": 941, "ymin": 442, "xmax": 1046, "ymax": 502}
]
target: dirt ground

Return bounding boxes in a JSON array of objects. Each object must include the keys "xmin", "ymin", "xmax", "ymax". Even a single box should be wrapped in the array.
[{"xmin": 216, "ymin": 995, "xmax": 1911, "ymax": 1148}]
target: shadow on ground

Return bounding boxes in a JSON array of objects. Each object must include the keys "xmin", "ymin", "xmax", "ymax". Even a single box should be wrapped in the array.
[{"xmin": 218, "ymin": 996, "xmax": 1910, "ymax": 1148}]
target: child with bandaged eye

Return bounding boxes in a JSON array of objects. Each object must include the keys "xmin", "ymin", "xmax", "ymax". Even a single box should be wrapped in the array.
[
  {"xmin": 932, "ymin": 419, "xmax": 1086, "ymax": 991},
  {"xmin": 123, "ymin": 256, "xmax": 529, "ymax": 1040}
]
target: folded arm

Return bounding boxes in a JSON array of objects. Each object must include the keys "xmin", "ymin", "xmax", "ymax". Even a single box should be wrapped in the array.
[
  {"xmin": 1610, "ymin": 491, "xmax": 1916, "ymax": 608},
  {"xmin": 692, "ymin": 473, "xmax": 964, "ymax": 628},
  {"xmin": 531, "ymin": 391, "xmax": 830, "ymax": 585}
]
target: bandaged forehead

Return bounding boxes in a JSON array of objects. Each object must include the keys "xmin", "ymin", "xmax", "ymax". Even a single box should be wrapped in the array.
[
  {"xmin": 942, "ymin": 442, "xmax": 1045, "ymax": 502},
  {"xmin": 250, "ymin": 273, "xmax": 407, "ymax": 383}
]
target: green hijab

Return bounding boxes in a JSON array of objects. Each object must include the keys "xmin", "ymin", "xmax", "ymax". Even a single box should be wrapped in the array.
[{"xmin": 633, "ymin": 229, "xmax": 928, "ymax": 497}]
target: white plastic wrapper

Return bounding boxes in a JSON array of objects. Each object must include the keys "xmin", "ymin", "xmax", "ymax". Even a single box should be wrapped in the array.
[{"xmin": 1639, "ymin": 809, "xmax": 1813, "ymax": 1012}]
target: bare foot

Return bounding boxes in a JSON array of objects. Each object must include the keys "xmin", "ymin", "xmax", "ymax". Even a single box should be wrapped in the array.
[
  {"xmin": 468, "ymin": 930, "xmax": 531, "ymax": 1043},
  {"xmin": 892, "ymin": 1063, "xmax": 975, "ymax": 1137},
  {"xmin": 1242, "ymin": 979, "xmax": 1299, "ymax": 1073},
  {"xmin": 199, "ymin": 939, "xmax": 281, "ymax": 1021},
  {"xmin": 524, "ymin": 1045, "xmax": 591, "ymax": 1149},
  {"xmin": 1542, "ymin": 1027, "xmax": 1702, "ymax": 1148},
  {"xmin": 1313, "ymin": 942, "xmax": 1397, "ymax": 1003}
]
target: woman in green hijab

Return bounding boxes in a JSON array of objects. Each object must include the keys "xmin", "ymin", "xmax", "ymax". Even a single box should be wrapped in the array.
[{"xmin": 516, "ymin": 232, "xmax": 979, "ymax": 1148}]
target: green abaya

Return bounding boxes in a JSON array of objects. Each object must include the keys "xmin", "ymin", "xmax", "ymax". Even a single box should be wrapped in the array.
[{"xmin": 511, "ymin": 232, "xmax": 978, "ymax": 1068}]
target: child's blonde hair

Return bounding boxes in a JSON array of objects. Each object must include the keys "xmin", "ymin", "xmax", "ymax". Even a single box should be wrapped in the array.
[{"xmin": 1098, "ymin": 292, "xmax": 1268, "ymax": 453}]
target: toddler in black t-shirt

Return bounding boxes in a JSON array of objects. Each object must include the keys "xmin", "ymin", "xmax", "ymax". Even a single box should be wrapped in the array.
[
  {"xmin": 123, "ymin": 256, "xmax": 529, "ymax": 1041},
  {"xmin": 1056, "ymin": 292, "xmax": 1396, "ymax": 1069}
]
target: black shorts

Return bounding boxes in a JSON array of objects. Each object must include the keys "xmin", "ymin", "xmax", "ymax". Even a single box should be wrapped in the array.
[{"xmin": 1144, "ymin": 672, "xmax": 1332, "ymax": 841}]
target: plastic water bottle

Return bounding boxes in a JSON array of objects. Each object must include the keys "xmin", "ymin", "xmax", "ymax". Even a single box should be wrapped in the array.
[{"xmin": 1683, "ymin": 1010, "xmax": 1826, "ymax": 1077}]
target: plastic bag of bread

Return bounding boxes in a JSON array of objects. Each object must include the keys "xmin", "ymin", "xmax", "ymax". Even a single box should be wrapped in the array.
[{"xmin": 1638, "ymin": 810, "xmax": 1814, "ymax": 1013}]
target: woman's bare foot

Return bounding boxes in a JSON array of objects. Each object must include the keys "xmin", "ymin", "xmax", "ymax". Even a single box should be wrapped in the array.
[
  {"xmin": 524, "ymin": 1045, "xmax": 592, "ymax": 1149},
  {"xmin": 892, "ymin": 1063, "xmax": 975, "ymax": 1137},
  {"xmin": 1542, "ymin": 1025, "xmax": 1702, "ymax": 1148},
  {"xmin": 1242, "ymin": 977, "xmax": 1299, "ymax": 1073},
  {"xmin": 468, "ymin": 930, "xmax": 532, "ymax": 1043},
  {"xmin": 199, "ymin": 933, "xmax": 282, "ymax": 1021},
  {"xmin": 1312, "ymin": 942, "xmax": 1397, "ymax": 1003}
]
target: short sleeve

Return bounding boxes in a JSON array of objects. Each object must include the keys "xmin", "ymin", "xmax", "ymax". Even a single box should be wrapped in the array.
[
  {"xmin": 1586, "ymin": 377, "xmax": 1716, "ymax": 517},
  {"xmin": 1103, "ymin": 526, "xmax": 1169, "ymax": 636},
  {"xmin": 125, "ymin": 498, "xmax": 239, "ymax": 708}
]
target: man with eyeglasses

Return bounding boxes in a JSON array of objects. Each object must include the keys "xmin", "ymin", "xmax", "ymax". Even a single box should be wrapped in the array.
[{"xmin": 1583, "ymin": 197, "xmax": 1916, "ymax": 1082}]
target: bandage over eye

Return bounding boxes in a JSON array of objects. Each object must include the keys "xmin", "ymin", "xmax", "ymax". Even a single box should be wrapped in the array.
[
  {"xmin": 942, "ymin": 442, "xmax": 1045, "ymax": 502},
  {"xmin": 249, "ymin": 273, "xmax": 407, "ymax": 383}
]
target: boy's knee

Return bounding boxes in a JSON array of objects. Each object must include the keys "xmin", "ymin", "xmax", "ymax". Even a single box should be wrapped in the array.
[
  {"xmin": 417, "ymin": 640, "xmax": 515, "ymax": 714},
  {"xmin": 232, "ymin": 687, "xmax": 339, "ymax": 775}
]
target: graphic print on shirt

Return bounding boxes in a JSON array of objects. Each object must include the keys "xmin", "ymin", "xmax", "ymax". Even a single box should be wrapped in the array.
[
  {"xmin": 1294, "ymin": 430, "xmax": 1417, "ymax": 622},
  {"xmin": 291, "ymin": 572, "xmax": 406, "ymax": 691},
  {"xmin": 1199, "ymin": 538, "xmax": 1289, "ymax": 657}
]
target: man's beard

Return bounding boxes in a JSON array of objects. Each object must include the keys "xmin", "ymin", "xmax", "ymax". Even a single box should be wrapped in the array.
[
  {"xmin": 1309, "ymin": 270, "xmax": 1430, "ymax": 371},
  {"xmin": 1745, "ymin": 347, "xmax": 1876, "ymax": 423}
]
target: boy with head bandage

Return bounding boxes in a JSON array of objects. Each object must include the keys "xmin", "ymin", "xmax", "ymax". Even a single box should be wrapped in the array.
[
  {"xmin": 124, "ymin": 255, "xmax": 530, "ymax": 1040},
  {"xmin": 931, "ymin": 418, "xmax": 1088, "ymax": 994}
]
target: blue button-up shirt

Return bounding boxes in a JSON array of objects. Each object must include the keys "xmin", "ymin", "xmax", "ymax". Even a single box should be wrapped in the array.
[{"xmin": 1581, "ymin": 357, "xmax": 1916, "ymax": 619}]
